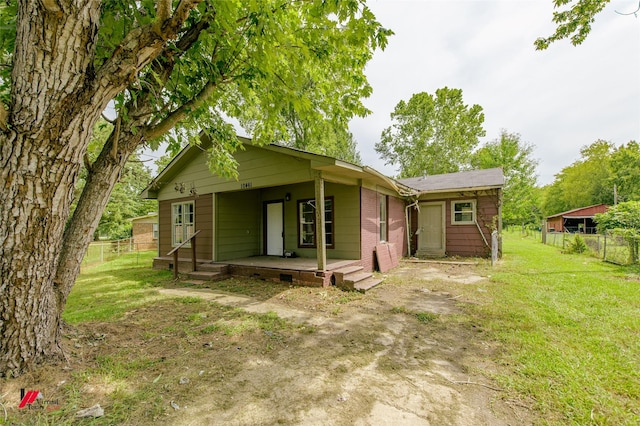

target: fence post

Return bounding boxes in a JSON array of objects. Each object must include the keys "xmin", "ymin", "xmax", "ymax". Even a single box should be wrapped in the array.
[{"xmin": 491, "ymin": 231, "xmax": 498, "ymax": 266}]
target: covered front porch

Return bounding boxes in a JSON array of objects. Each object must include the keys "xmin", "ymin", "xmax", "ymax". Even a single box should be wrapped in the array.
[{"xmin": 154, "ymin": 255, "xmax": 380, "ymax": 290}]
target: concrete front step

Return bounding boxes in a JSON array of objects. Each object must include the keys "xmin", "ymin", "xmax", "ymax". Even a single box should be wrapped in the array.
[
  {"xmin": 332, "ymin": 265, "xmax": 364, "ymax": 276},
  {"xmin": 198, "ymin": 263, "xmax": 229, "ymax": 273},
  {"xmin": 353, "ymin": 277, "xmax": 384, "ymax": 293},
  {"xmin": 332, "ymin": 265, "xmax": 365, "ymax": 287},
  {"xmin": 344, "ymin": 271, "xmax": 373, "ymax": 284},
  {"xmin": 187, "ymin": 270, "xmax": 229, "ymax": 282}
]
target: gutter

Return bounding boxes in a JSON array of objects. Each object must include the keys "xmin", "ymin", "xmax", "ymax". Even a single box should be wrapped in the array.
[
  {"xmin": 362, "ymin": 166, "xmax": 418, "ymax": 197},
  {"xmin": 405, "ymin": 199, "xmax": 420, "ymax": 256}
]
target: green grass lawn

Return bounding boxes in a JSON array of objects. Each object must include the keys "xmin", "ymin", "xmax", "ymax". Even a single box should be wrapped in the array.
[
  {"xmin": 65, "ymin": 251, "xmax": 171, "ymax": 323},
  {"xmin": 478, "ymin": 231, "xmax": 640, "ymax": 424},
  {"xmin": 7, "ymin": 239, "xmax": 638, "ymax": 424}
]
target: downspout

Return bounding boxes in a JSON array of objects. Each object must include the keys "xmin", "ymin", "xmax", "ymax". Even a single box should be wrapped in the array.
[
  {"xmin": 474, "ymin": 196, "xmax": 490, "ymax": 249},
  {"xmin": 405, "ymin": 199, "xmax": 419, "ymax": 257},
  {"xmin": 474, "ymin": 219, "xmax": 490, "ymax": 248}
]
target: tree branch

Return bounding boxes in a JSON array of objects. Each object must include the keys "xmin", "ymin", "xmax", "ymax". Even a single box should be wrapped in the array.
[
  {"xmin": 118, "ymin": 15, "xmax": 214, "ymax": 136},
  {"xmin": 155, "ymin": 0, "xmax": 173, "ymax": 34},
  {"xmin": 93, "ymin": 0, "xmax": 203, "ymax": 107},
  {"xmin": 111, "ymin": 115, "xmax": 121, "ymax": 160},
  {"xmin": 144, "ymin": 78, "xmax": 220, "ymax": 139}
]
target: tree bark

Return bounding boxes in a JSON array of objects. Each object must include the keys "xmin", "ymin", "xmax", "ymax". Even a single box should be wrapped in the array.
[
  {"xmin": 0, "ymin": 0, "xmax": 102, "ymax": 377},
  {"xmin": 0, "ymin": 0, "xmax": 200, "ymax": 376}
]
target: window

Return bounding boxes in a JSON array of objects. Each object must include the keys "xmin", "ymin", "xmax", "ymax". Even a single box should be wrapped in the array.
[
  {"xmin": 172, "ymin": 201, "xmax": 195, "ymax": 246},
  {"xmin": 298, "ymin": 197, "xmax": 334, "ymax": 248},
  {"xmin": 380, "ymin": 195, "xmax": 388, "ymax": 242},
  {"xmin": 452, "ymin": 200, "xmax": 475, "ymax": 225},
  {"xmin": 152, "ymin": 223, "xmax": 159, "ymax": 240}
]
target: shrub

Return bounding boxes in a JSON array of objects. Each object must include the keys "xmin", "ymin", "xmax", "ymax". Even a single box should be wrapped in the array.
[{"xmin": 566, "ymin": 234, "xmax": 588, "ymax": 254}]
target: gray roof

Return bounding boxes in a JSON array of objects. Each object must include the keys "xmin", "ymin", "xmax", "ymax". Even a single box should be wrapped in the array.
[{"xmin": 398, "ymin": 168, "xmax": 504, "ymax": 193}]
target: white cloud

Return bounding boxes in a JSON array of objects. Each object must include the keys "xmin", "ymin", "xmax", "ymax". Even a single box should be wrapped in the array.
[{"xmin": 351, "ymin": 0, "xmax": 640, "ymax": 185}]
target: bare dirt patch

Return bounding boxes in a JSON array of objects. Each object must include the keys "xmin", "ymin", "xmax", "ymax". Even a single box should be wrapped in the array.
[{"xmin": 1, "ymin": 261, "xmax": 534, "ymax": 425}]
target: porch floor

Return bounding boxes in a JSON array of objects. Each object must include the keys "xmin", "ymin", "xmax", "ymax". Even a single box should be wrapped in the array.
[
  {"xmin": 214, "ymin": 256, "xmax": 358, "ymax": 272},
  {"xmin": 153, "ymin": 255, "xmax": 365, "ymax": 288}
]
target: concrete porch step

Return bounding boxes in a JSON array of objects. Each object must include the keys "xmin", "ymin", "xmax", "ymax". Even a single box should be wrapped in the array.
[
  {"xmin": 344, "ymin": 271, "xmax": 373, "ymax": 284},
  {"xmin": 338, "ymin": 270, "xmax": 383, "ymax": 292},
  {"xmin": 353, "ymin": 277, "xmax": 384, "ymax": 293},
  {"xmin": 187, "ymin": 270, "xmax": 229, "ymax": 282},
  {"xmin": 332, "ymin": 265, "xmax": 364, "ymax": 276},
  {"xmin": 198, "ymin": 263, "xmax": 229, "ymax": 273}
]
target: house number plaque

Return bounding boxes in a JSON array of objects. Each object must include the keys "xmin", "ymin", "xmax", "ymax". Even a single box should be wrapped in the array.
[{"xmin": 240, "ymin": 182, "xmax": 253, "ymax": 189}]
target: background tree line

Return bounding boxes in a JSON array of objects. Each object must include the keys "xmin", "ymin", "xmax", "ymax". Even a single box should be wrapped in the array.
[{"xmin": 540, "ymin": 140, "xmax": 640, "ymax": 215}]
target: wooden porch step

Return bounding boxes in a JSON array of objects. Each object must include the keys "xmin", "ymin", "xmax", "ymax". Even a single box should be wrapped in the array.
[{"xmin": 353, "ymin": 277, "xmax": 384, "ymax": 293}]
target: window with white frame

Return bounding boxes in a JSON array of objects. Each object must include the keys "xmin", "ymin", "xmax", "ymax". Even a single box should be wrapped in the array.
[
  {"xmin": 152, "ymin": 223, "xmax": 159, "ymax": 239},
  {"xmin": 298, "ymin": 198, "xmax": 334, "ymax": 248},
  {"xmin": 172, "ymin": 201, "xmax": 195, "ymax": 246},
  {"xmin": 379, "ymin": 195, "xmax": 388, "ymax": 242},
  {"xmin": 451, "ymin": 200, "xmax": 475, "ymax": 225}
]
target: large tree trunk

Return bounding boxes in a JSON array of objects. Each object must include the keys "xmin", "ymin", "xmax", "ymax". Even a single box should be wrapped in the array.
[
  {"xmin": 0, "ymin": 1, "xmax": 103, "ymax": 377},
  {"xmin": 0, "ymin": 0, "xmax": 193, "ymax": 376}
]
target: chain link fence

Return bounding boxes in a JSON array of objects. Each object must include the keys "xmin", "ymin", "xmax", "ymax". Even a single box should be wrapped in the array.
[
  {"xmin": 544, "ymin": 232, "xmax": 639, "ymax": 265},
  {"xmin": 82, "ymin": 238, "xmax": 158, "ymax": 270}
]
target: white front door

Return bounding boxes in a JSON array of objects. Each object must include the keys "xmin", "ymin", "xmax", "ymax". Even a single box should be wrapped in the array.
[
  {"xmin": 417, "ymin": 202, "xmax": 446, "ymax": 257},
  {"xmin": 266, "ymin": 202, "xmax": 284, "ymax": 256}
]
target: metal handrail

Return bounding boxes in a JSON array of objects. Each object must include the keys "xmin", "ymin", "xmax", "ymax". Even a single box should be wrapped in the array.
[{"xmin": 167, "ymin": 230, "xmax": 201, "ymax": 279}]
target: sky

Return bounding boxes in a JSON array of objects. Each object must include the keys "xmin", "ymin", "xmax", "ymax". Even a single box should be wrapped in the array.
[{"xmin": 348, "ymin": 0, "xmax": 640, "ymax": 185}]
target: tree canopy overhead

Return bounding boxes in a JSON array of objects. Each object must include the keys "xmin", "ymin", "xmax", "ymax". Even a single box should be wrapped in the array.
[
  {"xmin": 375, "ymin": 87, "xmax": 486, "ymax": 178},
  {"xmin": 0, "ymin": 0, "xmax": 391, "ymax": 376},
  {"xmin": 535, "ymin": 0, "xmax": 611, "ymax": 49}
]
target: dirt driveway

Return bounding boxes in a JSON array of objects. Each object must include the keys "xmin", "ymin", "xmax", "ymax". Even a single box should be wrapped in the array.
[
  {"xmin": 154, "ymin": 260, "xmax": 533, "ymax": 425},
  {"xmin": 2, "ymin": 260, "xmax": 533, "ymax": 425}
]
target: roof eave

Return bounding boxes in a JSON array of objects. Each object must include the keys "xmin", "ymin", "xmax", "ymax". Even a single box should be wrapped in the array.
[{"xmin": 412, "ymin": 184, "xmax": 503, "ymax": 195}]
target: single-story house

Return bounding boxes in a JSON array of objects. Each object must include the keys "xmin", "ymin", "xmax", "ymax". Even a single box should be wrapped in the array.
[
  {"xmin": 142, "ymin": 136, "xmax": 503, "ymax": 288},
  {"xmin": 130, "ymin": 212, "xmax": 158, "ymax": 251},
  {"xmin": 399, "ymin": 169, "xmax": 503, "ymax": 258},
  {"xmin": 545, "ymin": 204, "xmax": 609, "ymax": 234}
]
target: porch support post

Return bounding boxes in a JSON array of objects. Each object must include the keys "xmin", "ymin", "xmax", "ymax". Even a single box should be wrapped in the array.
[{"xmin": 314, "ymin": 170, "xmax": 327, "ymax": 271}]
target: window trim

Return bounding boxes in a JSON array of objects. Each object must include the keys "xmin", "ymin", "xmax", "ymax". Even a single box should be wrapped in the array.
[
  {"xmin": 297, "ymin": 197, "xmax": 335, "ymax": 249},
  {"xmin": 171, "ymin": 201, "xmax": 195, "ymax": 247},
  {"xmin": 379, "ymin": 194, "xmax": 388, "ymax": 242},
  {"xmin": 152, "ymin": 223, "xmax": 159, "ymax": 240},
  {"xmin": 451, "ymin": 199, "xmax": 476, "ymax": 225}
]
